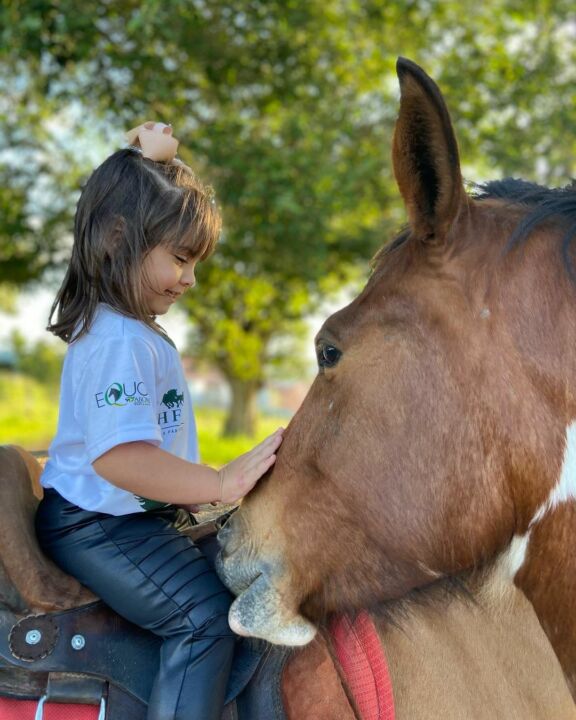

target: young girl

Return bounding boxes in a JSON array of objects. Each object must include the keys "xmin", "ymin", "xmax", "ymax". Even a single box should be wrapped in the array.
[{"xmin": 35, "ymin": 121, "xmax": 283, "ymax": 720}]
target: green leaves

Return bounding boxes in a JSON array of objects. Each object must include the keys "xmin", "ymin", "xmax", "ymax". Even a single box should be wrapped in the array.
[{"xmin": 2, "ymin": 0, "xmax": 575, "ymax": 432}]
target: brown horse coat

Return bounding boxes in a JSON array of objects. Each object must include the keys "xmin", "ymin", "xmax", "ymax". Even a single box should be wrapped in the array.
[{"xmin": 217, "ymin": 58, "xmax": 576, "ymax": 715}]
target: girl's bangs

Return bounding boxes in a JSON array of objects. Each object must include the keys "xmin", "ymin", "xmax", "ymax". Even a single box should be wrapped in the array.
[{"xmin": 163, "ymin": 198, "xmax": 221, "ymax": 261}]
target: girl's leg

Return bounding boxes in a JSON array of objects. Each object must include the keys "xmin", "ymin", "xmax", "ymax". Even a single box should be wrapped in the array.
[{"xmin": 36, "ymin": 491, "xmax": 235, "ymax": 720}]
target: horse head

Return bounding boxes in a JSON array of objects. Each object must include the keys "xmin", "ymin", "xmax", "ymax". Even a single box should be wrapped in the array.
[{"xmin": 217, "ymin": 59, "xmax": 576, "ymax": 667}]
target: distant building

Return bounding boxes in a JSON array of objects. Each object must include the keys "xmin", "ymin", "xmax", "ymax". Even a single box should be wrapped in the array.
[
  {"xmin": 0, "ymin": 349, "xmax": 16, "ymax": 370},
  {"xmin": 182, "ymin": 359, "xmax": 311, "ymax": 416},
  {"xmin": 258, "ymin": 381, "xmax": 309, "ymax": 417},
  {"xmin": 186, "ymin": 367, "xmax": 231, "ymax": 409}
]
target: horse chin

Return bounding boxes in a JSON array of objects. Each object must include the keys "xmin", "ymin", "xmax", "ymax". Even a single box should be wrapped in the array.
[{"xmin": 228, "ymin": 573, "xmax": 317, "ymax": 646}]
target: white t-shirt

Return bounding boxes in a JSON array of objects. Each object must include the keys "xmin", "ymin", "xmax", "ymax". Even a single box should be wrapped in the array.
[{"xmin": 41, "ymin": 304, "xmax": 199, "ymax": 515}]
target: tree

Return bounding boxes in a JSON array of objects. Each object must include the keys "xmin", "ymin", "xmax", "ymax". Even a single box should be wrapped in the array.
[
  {"xmin": 1, "ymin": 0, "xmax": 575, "ymax": 434},
  {"xmin": 11, "ymin": 331, "xmax": 64, "ymax": 388},
  {"xmin": 1, "ymin": 0, "xmax": 395, "ymax": 434}
]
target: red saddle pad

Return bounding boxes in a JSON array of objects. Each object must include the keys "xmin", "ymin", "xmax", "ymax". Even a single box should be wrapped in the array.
[{"xmin": 0, "ymin": 697, "xmax": 101, "ymax": 719}]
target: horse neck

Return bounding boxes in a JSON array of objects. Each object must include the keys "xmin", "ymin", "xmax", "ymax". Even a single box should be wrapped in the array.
[
  {"xmin": 488, "ymin": 239, "xmax": 576, "ymax": 695},
  {"xmin": 376, "ymin": 573, "xmax": 575, "ymax": 719},
  {"xmin": 513, "ymin": 496, "xmax": 576, "ymax": 697}
]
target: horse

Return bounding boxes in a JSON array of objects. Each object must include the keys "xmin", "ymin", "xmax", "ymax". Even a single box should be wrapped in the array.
[{"xmin": 216, "ymin": 57, "xmax": 576, "ymax": 717}]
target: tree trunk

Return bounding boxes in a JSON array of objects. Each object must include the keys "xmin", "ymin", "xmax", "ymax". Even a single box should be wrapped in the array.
[{"xmin": 223, "ymin": 377, "xmax": 260, "ymax": 437}]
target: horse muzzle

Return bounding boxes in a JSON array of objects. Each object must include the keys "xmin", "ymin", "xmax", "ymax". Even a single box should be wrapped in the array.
[{"xmin": 216, "ymin": 515, "xmax": 316, "ymax": 646}]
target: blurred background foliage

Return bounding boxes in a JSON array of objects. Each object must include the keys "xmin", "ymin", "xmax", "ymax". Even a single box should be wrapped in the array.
[{"xmin": 0, "ymin": 0, "xmax": 575, "ymax": 441}]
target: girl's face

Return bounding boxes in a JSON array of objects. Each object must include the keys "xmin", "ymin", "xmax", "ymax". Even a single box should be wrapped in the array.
[{"xmin": 141, "ymin": 244, "xmax": 197, "ymax": 315}]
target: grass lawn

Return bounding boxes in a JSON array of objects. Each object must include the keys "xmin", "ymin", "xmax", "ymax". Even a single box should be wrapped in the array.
[
  {"xmin": 196, "ymin": 410, "xmax": 285, "ymax": 466},
  {"xmin": 0, "ymin": 372, "xmax": 59, "ymax": 451},
  {"xmin": 0, "ymin": 372, "xmax": 288, "ymax": 467}
]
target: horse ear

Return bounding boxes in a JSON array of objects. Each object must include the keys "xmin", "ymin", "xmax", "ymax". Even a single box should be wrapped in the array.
[{"xmin": 392, "ymin": 58, "xmax": 466, "ymax": 241}]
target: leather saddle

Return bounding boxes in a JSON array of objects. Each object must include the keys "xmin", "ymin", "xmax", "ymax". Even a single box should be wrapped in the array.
[{"xmin": 0, "ymin": 446, "xmax": 356, "ymax": 720}]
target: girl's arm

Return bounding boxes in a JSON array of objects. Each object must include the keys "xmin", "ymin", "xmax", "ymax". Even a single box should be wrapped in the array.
[{"xmin": 92, "ymin": 428, "xmax": 283, "ymax": 505}]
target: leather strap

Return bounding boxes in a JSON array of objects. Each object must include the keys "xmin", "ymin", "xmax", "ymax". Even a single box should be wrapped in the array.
[{"xmin": 45, "ymin": 674, "xmax": 105, "ymax": 705}]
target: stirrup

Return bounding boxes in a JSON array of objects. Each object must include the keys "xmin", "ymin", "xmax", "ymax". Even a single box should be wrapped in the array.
[{"xmin": 34, "ymin": 694, "xmax": 106, "ymax": 720}]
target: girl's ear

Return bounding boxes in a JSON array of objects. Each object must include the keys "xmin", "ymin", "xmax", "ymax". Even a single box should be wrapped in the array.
[{"xmin": 392, "ymin": 58, "xmax": 467, "ymax": 242}]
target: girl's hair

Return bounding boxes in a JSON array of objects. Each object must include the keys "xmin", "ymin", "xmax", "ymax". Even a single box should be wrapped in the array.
[{"xmin": 48, "ymin": 148, "xmax": 221, "ymax": 343}]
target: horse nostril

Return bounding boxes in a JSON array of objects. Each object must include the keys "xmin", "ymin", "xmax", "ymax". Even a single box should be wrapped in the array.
[
  {"xmin": 216, "ymin": 506, "xmax": 246, "ymax": 559},
  {"xmin": 217, "ymin": 521, "xmax": 232, "ymax": 547}
]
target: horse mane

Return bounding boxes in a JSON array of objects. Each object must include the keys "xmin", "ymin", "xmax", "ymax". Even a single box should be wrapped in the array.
[
  {"xmin": 476, "ymin": 178, "xmax": 576, "ymax": 278},
  {"xmin": 374, "ymin": 178, "xmax": 576, "ymax": 278}
]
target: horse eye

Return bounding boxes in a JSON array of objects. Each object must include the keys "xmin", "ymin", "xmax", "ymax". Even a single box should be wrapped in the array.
[{"xmin": 317, "ymin": 344, "xmax": 342, "ymax": 368}]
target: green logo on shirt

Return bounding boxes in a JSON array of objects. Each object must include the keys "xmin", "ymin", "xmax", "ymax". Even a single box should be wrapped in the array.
[
  {"xmin": 161, "ymin": 389, "xmax": 184, "ymax": 408},
  {"xmin": 104, "ymin": 382, "xmax": 125, "ymax": 406},
  {"xmin": 135, "ymin": 495, "xmax": 171, "ymax": 511},
  {"xmin": 158, "ymin": 388, "xmax": 185, "ymax": 435},
  {"xmin": 95, "ymin": 381, "xmax": 151, "ymax": 408}
]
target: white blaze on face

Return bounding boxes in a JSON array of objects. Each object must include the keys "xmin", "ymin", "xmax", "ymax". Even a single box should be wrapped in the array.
[{"xmin": 499, "ymin": 421, "xmax": 576, "ymax": 580}]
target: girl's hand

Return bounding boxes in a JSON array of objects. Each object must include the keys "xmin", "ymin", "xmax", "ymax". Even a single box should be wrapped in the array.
[
  {"xmin": 178, "ymin": 503, "xmax": 201, "ymax": 513},
  {"xmin": 218, "ymin": 428, "xmax": 284, "ymax": 504}
]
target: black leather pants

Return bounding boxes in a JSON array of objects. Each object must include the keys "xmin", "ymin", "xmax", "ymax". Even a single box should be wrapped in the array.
[{"xmin": 35, "ymin": 489, "xmax": 236, "ymax": 720}]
